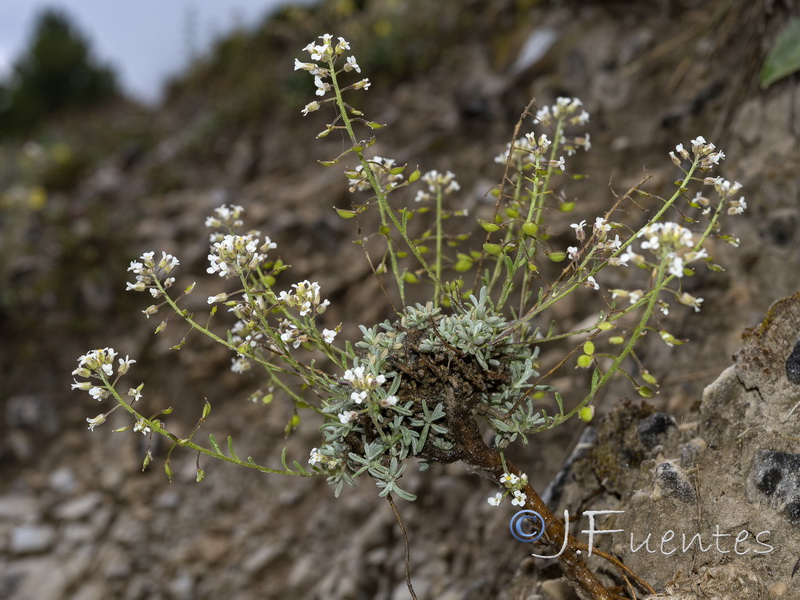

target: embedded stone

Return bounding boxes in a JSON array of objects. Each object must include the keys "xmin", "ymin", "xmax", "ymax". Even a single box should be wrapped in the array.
[
  {"xmin": 653, "ymin": 461, "xmax": 696, "ymax": 504},
  {"xmin": 786, "ymin": 339, "xmax": 800, "ymax": 384},
  {"xmin": 749, "ymin": 450, "xmax": 800, "ymax": 525},
  {"xmin": 10, "ymin": 524, "xmax": 57, "ymax": 554},
  {"xmin": 637, "ymin": 412, "xmax": 677, "ymax": 450}
]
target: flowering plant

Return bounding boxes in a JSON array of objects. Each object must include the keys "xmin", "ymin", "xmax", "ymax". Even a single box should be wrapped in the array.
[{"xmin": 71, "ymin": 34, "xmax": 744, "ymax": 598}]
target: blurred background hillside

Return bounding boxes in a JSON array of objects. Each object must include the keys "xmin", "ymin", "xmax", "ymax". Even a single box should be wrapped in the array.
[{"xmin": 1, "ymin": 1, "xmax": 799, "ymax": 598}]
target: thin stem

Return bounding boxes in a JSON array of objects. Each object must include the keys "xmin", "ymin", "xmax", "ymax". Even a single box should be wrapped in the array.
[
  {"xmin": 434, "ymin": 187, "xmax": 443, "ymax": 307},
  {"xmin": 100, "ymin": 374, "xmax": 310, "ymax": 477}
]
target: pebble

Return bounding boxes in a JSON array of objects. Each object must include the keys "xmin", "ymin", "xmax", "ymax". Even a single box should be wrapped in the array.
[
  {"xmin": 54, "ymin": 492, "xmax": 105, "ymax": 521},
  {"xmin": 0, "ymin": 495, "xmax": 39, "ymax": 522},
  {"xmin": 168, "ymin": 571, "xmax": 195, "ymax": 600},
  {"xmin": 241, "ymin": 544, "xmax": 281, "ymax": 574},
  {"xmin": 48, "ymin": 466, "xmax": 78, "ymax": 495},
  {"xmin": 10, "ymin": 524, "xmax": 57, "ymax": 554}
]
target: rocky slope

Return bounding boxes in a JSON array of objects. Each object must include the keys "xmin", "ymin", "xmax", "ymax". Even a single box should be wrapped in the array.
[{"xmin": 2, "ymin": 1, "xmax": 799, "ymax": 598}]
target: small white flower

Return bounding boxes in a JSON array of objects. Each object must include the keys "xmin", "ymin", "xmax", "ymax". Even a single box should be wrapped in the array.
[
  {"xmin": 487, "ymin": 492, "xmax": 503, "ymax": 506},
  {"xmin": 89, "ymin": 386, "xmax": 108, "ymax": 401},
  {"xmin": 351, "ymin": 390, "xmax": 368, "ymax": 404},
  {"xmin": 570, "ymin": 220, "xmax": 587, "ymax": 241},
  {"xmin": 500, "ymin": 473, "xmax": 520, "ymax": 486},
  {"xmin": 511, "ymin": 490, "xmax": 527, "ymax": 507},
  {"xmin": 314, "ymin": 75, "xmax": 331, "ymax": 96},
  {"xmin": 567, "ymin": 246, "xmax": 579, "ymax": 260},
  {"xmin": 338, "ymin": 410, "xmax": 358, "ymax": 424},
  {"xmin": 344, "ymin": 55, "xmax": 360, "ymax": 73},
  {"xmin": 380, "ymin": 395, "xmax": 398, "ymax": 408},
  {"xmin": 231, "ymin": 357, "xmax": 250, "ymax": 374},
  {"xmin": 117, "ymin": 355, "xmax": 136, "ymax": 376},
  {"xmin": 133, "ymin": 419, "xmax": 151, "ymax": 436},
  {"xmin": 678, "ymin": 292, "xmax": 704, "ymax": 312},
  {"xmin": 571, "ymin": 110, "xmax": 590, "ymax": 126},
  {"xmin": 86, "ymin": 414, "xmax": 106, "ymax": 431},
  {"xmin": 667, "ymin": 255, "xmax": 685, "ymax": 278},
  {"xmin": 585, "ymin": 276, "xmax": 600, "ymax": 291},
  {"xmin": 208, "ymin": 293, "xmax": 229, "ymax": 304},
  {"xmin": 593, "ymin": 216, "xmax": 611, "ymax": 234},
  {"xmin": 301, "ymin": 101, "xmax": 320, "ymax": 116},
  {"xmin": 71, "ymin": 379, "xmax": 91, "ymax": 391},
  {"xmin": 127, "ymin": 388, "xmax": 142, "ymax": 402},
  {"xmin": 126, "ymin": 280, "xmax": 146, "ymax": 292},
  {"xmin": 309, "ymin": 448, "xmax": 325, "ymax": 466},
  {"xmin": 335, "ymin": 36, "xmax": 350, "ymax": 54},
  {"xmin": 322, "ymin": 328, "xmax": 337, "ymax": 344},
  {"xmin": 158, "ymin": 251, "xmax": 179, "ymax": 273},
  {"xmin": 727, "ymin": 196, "xmax": 747, "ymax": 215},
  {"xmin": 690, "ymin": 136, "xmax": 707, "ymax": 151}
]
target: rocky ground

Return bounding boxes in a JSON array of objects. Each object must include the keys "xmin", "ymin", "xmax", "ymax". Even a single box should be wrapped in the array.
[{"xmin": 2, "ymin": 1, "xmax": 800, "ymax": 598}]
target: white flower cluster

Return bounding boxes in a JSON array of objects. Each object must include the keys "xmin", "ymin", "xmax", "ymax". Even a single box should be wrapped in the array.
[
  {"xmin": 295, "ymin": 34, "xmax": 370, "ymax": 116},
  {"xmin": 308, "ymin": 446, "xmax": 342, "ymax": 469},
  {"xmin": 133, "ymin": 418, "xmax": 151, "ymax": 436},
  {"xmin": 126, "ymin": 251, "xmax": 180, "ymax": 297},
  {"xmin": 567, "ymin": 217, "xmax": 625, "ymax": 280},
  {"xmin": 277, "ymin": 319, "xmax": 338, "ymax": 350},
  {"xmin": 534, "ymin": 97, "xmax": 590, "ymax": 128},
  {"xmin": 624, "ymin": 222, "xmax": 708, "ymax": 279},
  {"xmin": 669, "ymin": 136, "xmax": 726, "ymax": 172},
  {"xmin": 277, "ymin": 280, "xmax": 330, "ymax": 317},
  {"xmin": 704, "ymin": 176, "xmax": 747, "ymax": 215},
  {"xmin": 342, "ymin": 365, "xmax": 394, "ymax": 405},
  {"xmin": 73, "ymin": 347, "xmax": 125, "ymax": 380},
  {"xmin": 414, "ymin": 169, "xmax": 461, "ymax": 203},
  {"xmin": 495, "ymin": 98, "xmax": 590, "ymax": 170},
  {"xmin": 205, "ymin": 204, "xmax": 245, "ymax": 231},
  {"xmin": 494, "ymin": 132, "xmax": 559, "ymax": 167},
  {"xmin": 347, "ymin": 156, "xmax": 405, "ymax": 193},
  {"xmin": 207, "ymin": 233, "xmax": 277, "ymax": 278},
  {"xmin": 71, "ymin": 348, "xmax": 141, "ymax": 430},
  {"xmin": 487, "ymin": 471, "xmax": 529, "ymax": 506}
]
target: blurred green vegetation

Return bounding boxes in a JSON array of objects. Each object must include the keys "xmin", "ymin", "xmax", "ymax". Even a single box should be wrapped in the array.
[{"xmin": 0, "ymin": 8, "xmax": 119, "ymax": 139}]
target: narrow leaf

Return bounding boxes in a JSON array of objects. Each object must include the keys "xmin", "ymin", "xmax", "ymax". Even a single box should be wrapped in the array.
[
  {"xmin": 227, "ymin": 436, "xmax": 240, "ymax": 461},
  {"xmin": 760, "ymin": 18, "xmax": 800, "ymax": 89}
]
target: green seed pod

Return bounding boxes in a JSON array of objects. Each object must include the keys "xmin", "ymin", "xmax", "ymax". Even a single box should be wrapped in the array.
[
  {"xmin": 335, "ymin": 207, "xmax": 358, "ymax": 219},
  {"xmin": 578, "ymin": 406, "xmax": 595, "ymax": 422}
]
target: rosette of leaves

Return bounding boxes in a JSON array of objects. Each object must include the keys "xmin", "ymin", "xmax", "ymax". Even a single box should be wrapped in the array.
[{"xmin": 315, "ymin": 288, "xmax": 547, "ymax": 499}]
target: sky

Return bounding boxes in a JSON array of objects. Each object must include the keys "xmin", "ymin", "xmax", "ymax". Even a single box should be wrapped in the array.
[{"xmin": 0, "ymin": 0, "xmax": 316, "ymax": 104}]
